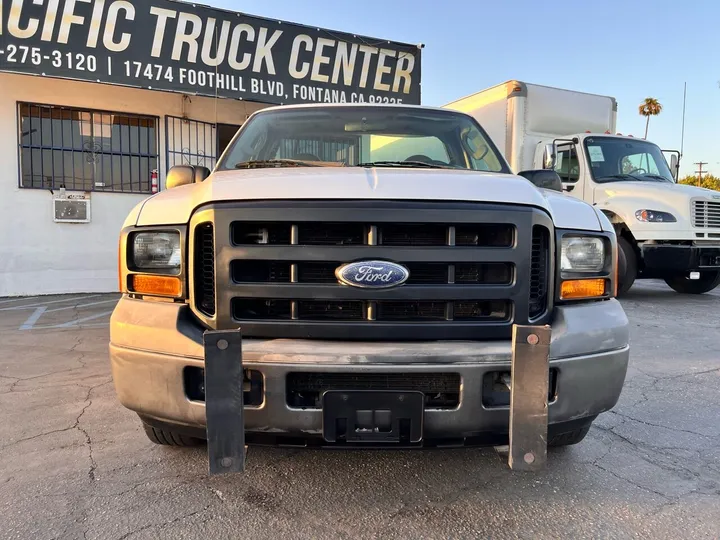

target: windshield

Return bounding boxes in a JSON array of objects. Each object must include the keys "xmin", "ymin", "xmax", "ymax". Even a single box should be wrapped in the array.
[
  {"xmin": 584, "ymin": 137, "xmax": 674, "ymax": 183},
  {"xmin": 217, "ymin": 107, "xmax": 509, "ymax": 173}
]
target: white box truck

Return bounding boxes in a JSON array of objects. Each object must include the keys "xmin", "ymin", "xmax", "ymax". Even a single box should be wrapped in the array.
[{"xmin": 445, "ymin": 81, "xmax": 720, "ymax": 295}]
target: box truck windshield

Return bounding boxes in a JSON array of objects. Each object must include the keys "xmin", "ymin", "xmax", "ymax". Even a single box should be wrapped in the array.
[{"xmin": 582, "ymin": 137, "xmax": 675, "ymax": 184}]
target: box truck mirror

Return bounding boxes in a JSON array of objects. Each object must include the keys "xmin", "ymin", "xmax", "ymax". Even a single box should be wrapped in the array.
[
  {"xmin": 543, "ymin": 143, "xmax": 557, "ymax": 170},
  {"xmin": 518, "ymin": 170, "xmax": 563, "ymax": 192},
  {"xmin": 670, "ymin": 154, "xmax": 679, "ymax": 182}
]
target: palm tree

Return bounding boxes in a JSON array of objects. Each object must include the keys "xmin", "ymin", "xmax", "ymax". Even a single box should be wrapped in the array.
[{"xmin": 639, "ymin": 97, "xmax": 663, "ymax": 139}]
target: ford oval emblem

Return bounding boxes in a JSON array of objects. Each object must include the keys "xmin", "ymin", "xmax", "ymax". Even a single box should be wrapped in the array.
[{"xmin": 336, "ymin": 261, "xmax": 410, "ymax": 289}]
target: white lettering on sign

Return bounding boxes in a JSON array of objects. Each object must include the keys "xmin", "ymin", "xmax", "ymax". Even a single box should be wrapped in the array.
[
  {"xmin": 149, "ymin": 7, "xmax": 176, "ymax": 57},
  {"xmin": 374, "ymin": 48, "xmax": 395, "ymax": 92},
  {"xmin": 289, "ymin": 34, "xmax": 312, "ymax": 79},
  {"xmin": 57, "ymin": 0, "xmax": 92, "ymax": 45},
  {"xmin": 103, "ymin": 1, "xmax": 134, "ymax": 52},
  {"xmin": 393, "ymin": 52, "xmax": 415, "ymax": 94},
  {"xmin": 310, "ymin": 37, "xmax": 333, "ymax": 83},
  {"xmin": 8, "ymin": 0, "xmax": 40, "ymax": 39},
  {"xmin": 0, "ymin": 0, "xmax": 420, "ymax": 105},
  {"xmin": 331, "ymin": 42, "xmax": 357, "ymax": 86},
  {"xmin": 227, "ymin": 23, "xmax": 254, "ymax": 71},
  {"xmin": 357, "ymin": 44, "xmax": 377, "ymax": 89},
  {"xmin": 201, "ymin": 17, "xmax": 231, "ymax": 66},
  {"xmin": 41, "ymin": 0, "xmax": 61, "ymax": 42},
  {"xmin": 85, "ymin": 0, "xmax": 105, "ymax": 47},
  {"xmin": 252, "ymin": 27, "xmax": 282, "ymax": 75},
  {"xmin": 172, "ymin": 12, "xmax": 202, "ymax": 63}
]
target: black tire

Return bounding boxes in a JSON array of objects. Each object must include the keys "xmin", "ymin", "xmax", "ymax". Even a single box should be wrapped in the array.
[
  {"xmin": 548, "ymin": 426, "xmax": 590, "ymax": 447},
  {"xmin": 664, "ymin": 271, "xmax": 720, "ymax": 295},
  {"xmin": 617, "ymin": 237, "xmax": 638, "ymax": 296},
  {"xmin": 142, "ymin": 423, "xmax": 204, "ymax": 447}
]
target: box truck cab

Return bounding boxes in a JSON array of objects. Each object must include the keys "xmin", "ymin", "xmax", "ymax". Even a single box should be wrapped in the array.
[{"xmin": 445, "ymin": 81, "xmax": 720, "ymax": 295}]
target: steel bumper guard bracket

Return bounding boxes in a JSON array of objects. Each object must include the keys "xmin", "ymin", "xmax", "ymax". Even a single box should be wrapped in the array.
[
  {"xmin": 204, "ymin": 329, "xmax": 246, "ymax": 475},
  {"xmin": 203, "ymin": 325, "xmax": 551, "ymax": 475},
  {"xmin": 509, "ymin": 325, "xmax": 551, "ymax": 472}
]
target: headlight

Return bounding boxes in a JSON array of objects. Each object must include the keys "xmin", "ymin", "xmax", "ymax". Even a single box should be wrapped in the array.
[
  {"xmin": 635, "ymin": 210, "xmax": 676, "ymax": 223},
  {"xmin": 561, "ymin": 236, "xmax": 605, "ymax": 273},
  {"xmin": 132, "ymin": 232, "xmax": 181, "ymax": 272}
]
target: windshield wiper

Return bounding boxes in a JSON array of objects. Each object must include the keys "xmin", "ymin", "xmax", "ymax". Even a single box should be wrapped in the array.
[
  {"xmin": 640, "ymin": 174, "xmax": 673, "ymax": 183},
  {"xmin": 235, "ymin": 159, "xmax": 323, "ymax": 169},
  {"xmin": 595, "ymin": 173, "xmax": 644, "ymax": 183},
  {"xmin": 357, "ymin": 160, "xmax": 449, "ymax": 169}
]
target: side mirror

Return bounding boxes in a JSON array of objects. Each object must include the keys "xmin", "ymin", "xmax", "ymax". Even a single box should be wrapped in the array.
[
  {"xmin": 519, "ymin": 170, "xmax": 564, "ymax": 192},
  {"xmin": 543, "ymin": 143, "xmax": 557, "ymax": 170},
  {"xmin": 194, "ymin": 166, "xmax": 211, "ymax": 183},
  {"xmin": 166, "ymin": 165, "xmax": 211, "ymax": 190},
  {"xmin": 670, "ymin": 154, "xmax": 679, "ymax": 182}
]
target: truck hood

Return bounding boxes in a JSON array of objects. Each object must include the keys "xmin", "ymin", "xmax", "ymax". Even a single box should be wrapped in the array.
[
  {"xmin": 132, "ymin": 168, "xmax": 602, "ymax": 231},
  {"xmin": 595, "ymin": 181, "xmax": 720, "ymax": 202},
  {"xmin": 594, "ymin": 181, "xmax": 720, "ymax": 219}
]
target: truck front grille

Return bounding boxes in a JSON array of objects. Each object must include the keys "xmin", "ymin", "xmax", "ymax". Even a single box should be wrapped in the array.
[
  {"xmin": 692, "ymin": 200, "xmax": 720, "ymax": 228},
  {"xmin": 194, "ymin": 223, "xmax": 216, "ymax": 316},
  {"xmin": 529, "ymin": 226, "xmax": 550, "ymax": 319},
  {"xmin": 190, "ymin": 201, "xmax": 554, "ymax": 341}
]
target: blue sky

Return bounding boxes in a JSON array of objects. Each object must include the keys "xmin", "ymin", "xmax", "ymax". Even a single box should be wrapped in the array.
[{"xmin": 213, "ymin": 0, "xmax": 716, "ymax": 177}]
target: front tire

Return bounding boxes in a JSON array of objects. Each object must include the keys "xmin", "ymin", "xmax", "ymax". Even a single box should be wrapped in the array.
[
  {"xmin": 142, "ymin": 423, "xmax": 204, "ymax": 447},
  {"xmin": 548, "ymin": 426, "xmax": 590, "ymax": 447},
  {"xmin": 664, "ymin": 271, "xmax": 720, "ymax": 295},
  {"xmin": 617, "ymin": 237, "xmax": 638, "ymax": 296}
]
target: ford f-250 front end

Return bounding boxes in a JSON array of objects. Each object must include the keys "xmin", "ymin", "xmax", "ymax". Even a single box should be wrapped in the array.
[{"xmin": 109, "ymin": 104, "xmax": 630, "ymax": 473}]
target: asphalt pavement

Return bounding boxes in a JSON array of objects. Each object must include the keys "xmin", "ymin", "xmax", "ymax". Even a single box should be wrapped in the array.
[{"xmin": 0, "ymin": 282, "xmax": 719, "ymax": 539}]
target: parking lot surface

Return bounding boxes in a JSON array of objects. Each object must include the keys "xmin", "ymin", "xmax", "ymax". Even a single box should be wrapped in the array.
[{"xmin": 1, "ymin": 283, "xmax": 719, "ymax": 539}]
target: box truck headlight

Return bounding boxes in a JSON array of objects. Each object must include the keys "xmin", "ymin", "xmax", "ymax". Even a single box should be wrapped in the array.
[
  {"xmin": 132, "ymin": 232, "xmax": 182, "ymax": 272},
  {"xmin": 635, "ymin": 210, "xmax": 676, "ymax": 223}
]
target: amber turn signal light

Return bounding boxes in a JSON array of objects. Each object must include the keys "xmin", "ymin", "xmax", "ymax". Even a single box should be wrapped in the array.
[
  {"xmin": 130, "ymin": 275, "xmax": 182, "ymax": 297},
  {"xmin": 560, "ymin": 279, "xmax": 607, "ymax": 300}
]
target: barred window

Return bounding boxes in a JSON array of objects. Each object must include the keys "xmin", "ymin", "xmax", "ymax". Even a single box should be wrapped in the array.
[{"xmin": 19, "ymin": 103, "xmax": 159, "ymax": 193}]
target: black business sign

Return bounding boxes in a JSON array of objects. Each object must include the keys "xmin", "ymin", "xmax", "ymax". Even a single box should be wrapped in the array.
[{"xmin": 0, "ymin": 0, "xmax": 422, "ymax": 105}]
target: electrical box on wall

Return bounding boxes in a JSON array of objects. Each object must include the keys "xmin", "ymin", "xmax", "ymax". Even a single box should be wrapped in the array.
[{"xmin": 54, "ymin": 193, "xmax": 91, "ymax": 223}]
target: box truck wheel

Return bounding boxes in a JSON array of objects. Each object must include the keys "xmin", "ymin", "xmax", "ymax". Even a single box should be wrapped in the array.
[
  {"xmin": 617, "ymin": 237, "xmax": 637, "ymax": 295},
  {"xmin": 664, "ymin": 271, "xmax": 720, "ymax": 295}
]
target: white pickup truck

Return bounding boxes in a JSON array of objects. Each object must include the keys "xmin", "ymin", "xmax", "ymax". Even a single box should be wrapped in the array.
[
  {"xmin": 445, "ymin": 81, "xmax": 720, "ymax": 295},
  {"xmin": 110, "ymin": 103, "xmax": 629, "ymax": 474}
]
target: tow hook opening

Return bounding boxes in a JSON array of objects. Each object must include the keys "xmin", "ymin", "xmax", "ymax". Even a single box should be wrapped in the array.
[
  {"xmin": 482, "ymin": 369, "xmax": 558, "ymax": 408},
  {"xmin": 184, "ymin": 366, "xmax": 264, "ymax": 406}
]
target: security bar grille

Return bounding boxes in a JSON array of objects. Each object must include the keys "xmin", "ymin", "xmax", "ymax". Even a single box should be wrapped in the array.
[{"xmin": 18, "ymin": 103, "xmax": 158, "ymax": 193}]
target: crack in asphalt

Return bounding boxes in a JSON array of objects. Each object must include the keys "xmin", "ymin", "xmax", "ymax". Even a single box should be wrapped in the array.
[
  {"xmin": 590, "ymin": 416, "xmax": 720, "ymax": 504},
  {"xmin": 114, "ymin": 505, "xmax": 213, "ymax": 540},
  {"xmin": 609, "ymin": 410, "xmax": 718, "ymax": 439},
  {"xmin": 591, "ymin": 447, "xmax": 673, "ymax": 502},
  {"xmin": 0, "ymin": 379, "xmax": 111, "ymax": 456}
]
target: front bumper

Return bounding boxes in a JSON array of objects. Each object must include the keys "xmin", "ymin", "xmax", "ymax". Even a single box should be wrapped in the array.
[
  {"xmin": 642, "ymin": 244, "xmax": 720, "ymax": 273},
  {"xmin": 110, "ymin": 297, "xmax": 630, "ymax": 441}
]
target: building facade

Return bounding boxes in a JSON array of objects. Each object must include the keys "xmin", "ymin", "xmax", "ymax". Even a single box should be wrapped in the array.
[{"xmin": 0, "ymin": 0, "xmax": 421, "ymax": 296}]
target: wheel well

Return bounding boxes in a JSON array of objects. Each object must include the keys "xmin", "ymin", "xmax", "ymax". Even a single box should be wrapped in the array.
[{"xmin": 602, "ymin": 211, "xmax": 643, "ymax": 268}]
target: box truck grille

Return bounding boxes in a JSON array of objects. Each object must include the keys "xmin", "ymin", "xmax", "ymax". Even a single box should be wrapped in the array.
[
  {"xmin": 190, "ymin": 201, "xmax": 554, "ymax": 341},
  {"xmin": 692, "ymin": 200, "xmax": 720, "ymax": 228}
]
